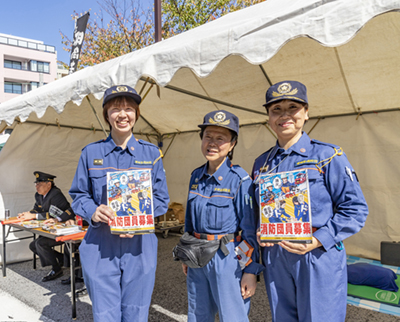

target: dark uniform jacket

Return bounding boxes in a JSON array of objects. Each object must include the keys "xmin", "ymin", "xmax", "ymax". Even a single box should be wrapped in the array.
[{"xmin": 29, "ymin": 186, "xmax": 75, "ymax": 221}]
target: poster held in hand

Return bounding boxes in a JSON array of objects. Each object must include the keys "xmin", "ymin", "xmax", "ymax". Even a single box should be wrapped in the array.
[
  {"xmin": 259, "ymin": 169, "xmax": 312, "ymax": 243},
  {"xmin": 107, "ymin": 169, "xmax": 155, "ymax": 234}
]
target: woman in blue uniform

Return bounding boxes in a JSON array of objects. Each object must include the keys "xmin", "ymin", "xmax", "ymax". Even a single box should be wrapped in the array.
[
  {"xmin": 183, "ymin": 110, "xmax": 264, "ymax": 322},
  {"xmin": 69, "ymin": 85, "xmax": 169, "ymax": 322},
  {"xmin": 252, "ymin": 81, "xmax": 368, "ymax": 322}
]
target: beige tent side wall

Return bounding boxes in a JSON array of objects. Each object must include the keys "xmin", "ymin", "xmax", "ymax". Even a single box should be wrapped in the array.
[
  {"xmin": 1, "ymin": 111, "xmax": 399, "ymax": 264},
  {"xmin": 162, "ymin": 111, "xmax": 400, "ymax": 260},
  {"xmin": 309, "ymin": 111, "xmax": 400, "ymax": 259}
]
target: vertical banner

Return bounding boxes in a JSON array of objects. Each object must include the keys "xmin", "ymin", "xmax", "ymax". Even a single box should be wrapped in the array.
[{"xmin": 68, "ymin": 12, "xmax": 90, "ymax": 75}]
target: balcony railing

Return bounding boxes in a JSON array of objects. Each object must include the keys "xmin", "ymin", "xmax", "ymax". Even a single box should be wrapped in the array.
[{"xmin": 0, "ymin": 35, "xmax": 55, "ymax": 53}]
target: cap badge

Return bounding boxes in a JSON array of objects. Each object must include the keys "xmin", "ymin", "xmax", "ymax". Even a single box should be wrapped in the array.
[
  {"xmin": 117, "ymin": 86, "xmax": 128, "ymax": 93},
  {"xmin": 209, "ymin": 112, "xmax": 230, "ymax": 126},
  {"xmin": 35, "ymin": 173, "xmax": 39, "ymax": 178},
  {"xmin": 272, "ymin": 82, "xmax": 298, "ymax": 97}
]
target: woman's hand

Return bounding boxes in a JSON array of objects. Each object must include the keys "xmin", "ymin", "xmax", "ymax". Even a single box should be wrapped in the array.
[
  {"xmin": 182, "ymin": 263, "xmax": 188, "ymax": 276},
  {"xmin": 278, "ymin": 237, "xmax": 322, "ymax": 255},
  {"xmin": 256, "ymin": 229, "xmax": 275, "ymax": 248},
  {"xmin": 241, "ymin": 273, "xmax": 257, "ymax": 299},
  {"xmin": 91, "ymin": 204, "xmax": 114, "ymax": 224},
  {"xmin": 119, "ymin": 234, "xmax": 134, "ymax": 239}
]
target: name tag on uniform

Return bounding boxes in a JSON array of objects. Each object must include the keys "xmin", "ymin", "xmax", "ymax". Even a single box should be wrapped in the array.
[
  {"xmin": 134, "ymin": 160, "xmax": 152, "ymax": 165},
  {"xmin": 93, "ymin": 159, "xmax": 103, "ymax": 165},
  {"xmin": 214, "ymin": 188, "xmax": 230, "ymax": 193},
  {"xmin": 295, "ymin": 159, "xmax": 318, "ymax": 167}
]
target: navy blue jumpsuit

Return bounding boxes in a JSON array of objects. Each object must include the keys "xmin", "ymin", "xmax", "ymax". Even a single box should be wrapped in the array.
[
  {"xmin": 252, "ymin": 132, "xmax": 368, "ymax": 322},
  {"xmin": 185, "ymin": 157, "xmax": 264, "ymax": 322},
  {"xmin": 69, "ymin": 135, "xmax": 169, "ymax": 322}
]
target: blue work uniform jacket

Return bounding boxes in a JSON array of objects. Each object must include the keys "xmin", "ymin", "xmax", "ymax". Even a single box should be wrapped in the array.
[
  {"xmin": 69, "ymin": 135, "xmax": 169, "ymax": 227},
  {"xmin": 185, "ymin": 157, "xmax": 264, "ymax": 275},
  {"xmin": 252, "ymin": 132, "xmax": 368, "ymax": 251}
]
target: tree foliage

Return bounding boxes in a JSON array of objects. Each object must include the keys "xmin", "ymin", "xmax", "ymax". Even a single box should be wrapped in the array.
[{"xmin": 60, "ymin": 0, "xmax": 265, "ymax": 68}]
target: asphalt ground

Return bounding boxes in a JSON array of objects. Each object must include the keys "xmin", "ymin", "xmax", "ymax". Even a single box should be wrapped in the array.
[{"xmin": 0, "ymin": 233, "xmax": 399, "ymax": 322}]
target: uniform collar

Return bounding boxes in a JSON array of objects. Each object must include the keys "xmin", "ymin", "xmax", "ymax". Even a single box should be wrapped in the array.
[
  {"xmin": 200, "ymin": 157, "xmax": 231, "ymax": 184},
  {"xmin": 270, "ymin": 132, "xmax": 311, "ymax": 159},
  {"xmin": 104, "ymin": 134, "xmax": 138, "ymax": 156}
]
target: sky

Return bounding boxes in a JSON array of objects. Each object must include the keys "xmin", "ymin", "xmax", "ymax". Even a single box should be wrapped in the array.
[{"xmin": 0, "ymin": 0, "xmax": 154, "ymax": 64}]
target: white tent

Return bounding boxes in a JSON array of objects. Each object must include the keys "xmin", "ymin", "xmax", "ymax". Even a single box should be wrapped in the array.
[{"xmin": 0, "ymin": 0, "xmax": 399, "ymax": 263}]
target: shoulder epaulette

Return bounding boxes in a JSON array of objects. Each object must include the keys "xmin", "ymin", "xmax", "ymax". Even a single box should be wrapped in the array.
[
  {"xmin": 190, "ymin": 164, "xmax": 206, "ymax": 176},
  {"xmin": 84, "ymin": 138, "xmax": 106, "ymax": 149},
  {"xmin": 137, "ymin": 139, "xmax": 159, "ymax": 149},
  {"xmin": 311, "ymin": 139, "xmax": 340, "ymax": 150},
  {"xmin": 311, "ymin": 140, "xmax": 344, "ymax": 173},
  {"xmin": 231, "ymin": 164, "xmax": 251, "ymax": 181}
]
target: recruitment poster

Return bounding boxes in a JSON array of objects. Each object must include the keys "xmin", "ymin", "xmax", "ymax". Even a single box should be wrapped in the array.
[
  {"xmin": 259, "ymin": 169, "xmax": 312, "ymax": 243},
  {"xmin": 107, "ymin": 169, "xmax": 155, "ymax": 234}
]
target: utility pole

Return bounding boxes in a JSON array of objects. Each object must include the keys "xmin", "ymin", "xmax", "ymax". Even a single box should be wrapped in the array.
[{"xmin": 154, "ymin": 0, "xmax": 162, "ymax": 42}]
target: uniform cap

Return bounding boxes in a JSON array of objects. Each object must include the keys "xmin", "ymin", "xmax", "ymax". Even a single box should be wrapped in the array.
[
  {"xmin": 34, "ymin": 171, "xmax": 56, "ymax": 183},
  {"xmin": 264, "ymin": 80, "xmax": 308, "ymax": 107},
  {"xmin": 103, "ymin": 85, "xmax": 142, "ymax": 108},
  {"xmin": 198, "ymin": 110, "xmax": 239, "ymax": 136}
]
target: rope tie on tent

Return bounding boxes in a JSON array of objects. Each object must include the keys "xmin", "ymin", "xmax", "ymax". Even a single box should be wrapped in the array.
[
  {"xmin": 56, "ymin": 119, "xmax": 60, "ymax": 129},
  {"xmin": 315, "ymin": 147, "xmax": 343, "ymax": 173},
  {"xmin": 91, "ymin": 123, "xmax": 96, "ymax": 133},
  {"xmin": 356, "ymin": 108, "xmax": 362, "ymax": 120}
]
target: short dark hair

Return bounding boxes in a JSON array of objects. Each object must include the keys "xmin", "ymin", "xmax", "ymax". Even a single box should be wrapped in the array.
[
  {"xmin": 264, "ymin": 99, "xmax": 308, "ymax": 115},
  {"xmin": 199, "ymin": 128, "xmax": 238, "ymax": 160}
]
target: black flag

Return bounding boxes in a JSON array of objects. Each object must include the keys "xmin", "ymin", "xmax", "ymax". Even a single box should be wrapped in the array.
[{"xmin": 68, "ymin": 12, "xmax": 90, "ymax": 75}]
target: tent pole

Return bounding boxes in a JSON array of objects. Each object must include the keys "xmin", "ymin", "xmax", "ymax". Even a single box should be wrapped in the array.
[
  {"xmin": 334, "ymin": 48, "xmax": 358, "ymax": 114},
  {"xmin": 307, "ymin": 118, "xmax": 321, "ymax": 135},
  {"xmin": 162, "ymin": 133, "xmax": 177, "ymax": 158},
  {"xmin": 86, "ymin": 96, "xmax": 108, "ymax": 138},
  {"xmin": 0, "ymin": 122, "xmax": 7, "ymax": 134},
  {"xmin": 259, "ymin": 65, "xmax": 273, "ymax": 86},
  {"xmin": 264, "ymin": 124, "xmax": 277, "ymax": 140}
]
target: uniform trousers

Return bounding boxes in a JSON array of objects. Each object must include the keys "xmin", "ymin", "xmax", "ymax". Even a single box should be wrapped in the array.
[
  {"xmin": 263, "ymin": 244, "xmax": 347, "ymax": 322},
  {"xmin": 187, "ymin": 242, "xmax": 250, "ymax": 322},
  {"xmin": 29, "ymin": 236, "xmax": 64, "ymax": 271},
  {"xmin": 79, "ymin": 227, "xmax": 158, "ymax": 322}
]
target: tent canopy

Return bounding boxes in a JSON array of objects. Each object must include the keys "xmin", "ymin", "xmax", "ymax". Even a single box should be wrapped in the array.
[
  {"xmin": 0, "ymin": 0, "xmax": 399, "ymax": 138},
  {"xmin": 0, "ymin": 0, "xmax": 399, "ymax": 262}
]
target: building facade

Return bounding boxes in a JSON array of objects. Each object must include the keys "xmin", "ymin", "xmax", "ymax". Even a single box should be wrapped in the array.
[{"xmin": 0, "ymin": 33, "xmax": 57, "ymax": 104}]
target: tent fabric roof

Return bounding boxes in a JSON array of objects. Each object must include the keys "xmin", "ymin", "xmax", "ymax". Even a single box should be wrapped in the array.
[{"xmin": 0, "ymin": 0, "xmax": 399, "ymax": 136}]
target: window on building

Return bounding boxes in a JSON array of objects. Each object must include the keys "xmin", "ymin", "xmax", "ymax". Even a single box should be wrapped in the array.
[
  {"xmin": 4, "ymin": 82, "xmax": 22, "ymax": 94},
  {"xmin": 30, "ymin": 60, "xmax": 50, "ymax": 73},
  {"xmin": 4, "ymin": 60, "xmax": 22, "ymax": 70},
  {"xmin": 30, "ymin": 82, "xmax": 40, "ymax": 91}
]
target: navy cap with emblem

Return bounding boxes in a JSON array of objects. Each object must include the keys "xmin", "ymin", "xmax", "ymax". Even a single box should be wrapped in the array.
[
  {"xmin": 33, "ymin": 171, "xmax": 56, "ymax": 183},
  {"xmin": 264, "ymin": 80, "xmax": 308, "ymax": 107},
  {"xmin": 102, "ymin": 85, "xmax": 142, "ymax": 108},
  {"xmin": 198, "ymin": 110, "xmax": 239, "ymax": 136}
]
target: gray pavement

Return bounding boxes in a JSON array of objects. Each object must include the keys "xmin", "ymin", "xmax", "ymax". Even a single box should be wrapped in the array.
[{"xmin": 0, "ymin": 233, "xmax": 399, "ymax": 321}]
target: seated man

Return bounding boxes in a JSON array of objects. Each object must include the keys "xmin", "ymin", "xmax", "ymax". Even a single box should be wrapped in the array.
[{"xmin": 18, "ymin": 171, "xmax": 75, "ymax": 282}]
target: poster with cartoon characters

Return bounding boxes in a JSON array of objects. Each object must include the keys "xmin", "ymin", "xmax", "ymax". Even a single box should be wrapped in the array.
[
  {"xmin": 259, "ymin": 169, "xmax": 312, "ymax": 243},
  {"xmin": 107, "ymin": 169, "xmax": 155, "ymax": 234}
]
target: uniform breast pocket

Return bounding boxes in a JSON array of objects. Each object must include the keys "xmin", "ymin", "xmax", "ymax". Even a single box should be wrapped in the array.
[
  {"xmin": 307, "ymin": 170, "xmax": 324, "ymax": 214},
  {"xmin": 205, "ymin": 197, "xmax": 232, "ymax": 230},
  {"xmin": 88, "ymin": 169, "xmax": 107, "ymax": 205}
]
